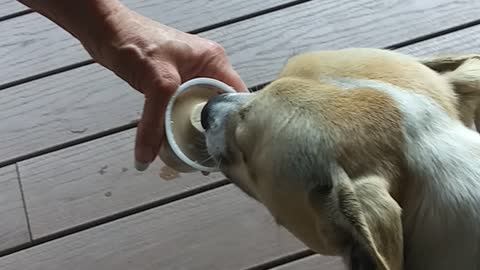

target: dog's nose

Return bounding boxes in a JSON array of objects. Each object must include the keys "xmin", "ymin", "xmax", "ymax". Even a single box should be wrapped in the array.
[{"xmin": 201, "ymin": 94, "xmax": 228, "ymax": 130}]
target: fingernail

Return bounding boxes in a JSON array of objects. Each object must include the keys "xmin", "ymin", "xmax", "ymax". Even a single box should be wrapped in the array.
[{"xmin": 135, "ymin": 160, "xmax": 150, "ymax": 171}]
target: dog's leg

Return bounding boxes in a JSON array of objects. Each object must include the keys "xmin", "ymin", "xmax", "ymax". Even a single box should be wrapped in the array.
[
  {"xmin": 420, "ymin": 55, "xmax": 480, "ymax": 129},
  {"xmin": 309, "ymin": 167, "xmax": 403, "ymax": 270}
]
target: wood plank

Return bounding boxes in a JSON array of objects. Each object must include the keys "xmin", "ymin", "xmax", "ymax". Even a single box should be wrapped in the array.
[
  {"xmin": 0, "ymin": 64, "xmax": 143, "ymax": 164},
  {"xmin": 0, "ymin": 0, "xmax": 27, "ymax": 19},
  {"xmin": 396, "ymin": 23, "xmax": 480, "ymax": 57},
  {"xmin": 0, "ymin": 0, "xmax": 292, "ymax": 87},
  {"xmin": 10, "ymin": 1, "xmax": 480, "ymax": 241},
  {"xmin": 271, "ymin": 255, "xmax": 345, "ymax": 270},
  {"xmin": 3, "ymin": 0, "xmax": 480, "ymax": 165},
  {"xmin": 0, "ymin": 165, "xmax": 30, "ymax": 252},
  {"xmin": 10, "ymin": 24, "xmax": 479, "ymax": 265},
  {"xmin": 208, "ymin": 0, "xmax": 480, "ymax": 88},
  {"xmin": 0, "ymin": 186, "xmax": 306, "ymax": 270},
  {"xmin": 18, "ymin": 128, "xmax": 225, "ymax": 239}
]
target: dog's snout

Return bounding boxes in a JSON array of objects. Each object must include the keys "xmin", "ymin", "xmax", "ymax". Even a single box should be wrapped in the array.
[{"xmin": 201, "ymin": 94, "xmax": 228, "ymax": 130}]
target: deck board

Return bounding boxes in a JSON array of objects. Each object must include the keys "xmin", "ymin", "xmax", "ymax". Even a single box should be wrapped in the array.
[
  {"xmin": 0, "ymin": 0, "xmax": 293, "ymax": 88},
  {"xmin": 0, "ymin": 0, "xmax": 27, "ymax": 19},
  {"xmin": 0, "ymin": 186, "xmax": 308, "ymax": 270},
  {"xmin": 2, "ymin": 0, "xmax": 480, "ymax": 268},
  {"xmin": 12, "ymin": 0, "xmax": 480, "ymax": 243},
  {"xmin": 18, "ymin": 129, "xmax": 225, "ymax": 239},
  {"xmin": 0, "ymin": 165, "xmax": 30, "ymax": 252},
  {"xmin": 13, "ymin": 20, "xmax": 480, "ymax": 267},
  {"xmin": 3, "ymin": 0, "xmax": 480, "ymax": 165},
  {"xmin": 396, "ymin": 24, "xmax": 480, "ymax": 57},
  {"xmin": 271, "ymin": 255, "xmax": 345, "ymax": 270}
]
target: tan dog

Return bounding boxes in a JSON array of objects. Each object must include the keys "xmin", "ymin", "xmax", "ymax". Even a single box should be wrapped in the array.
[{"xmin": 200, "ymin": 48, "xmax": 480, "ymax": 270}]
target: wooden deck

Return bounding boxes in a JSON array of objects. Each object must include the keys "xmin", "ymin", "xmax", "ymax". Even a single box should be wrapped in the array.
[{"xmin": 1, "ymin": 0, "xmax": 479, "ymax": 269}]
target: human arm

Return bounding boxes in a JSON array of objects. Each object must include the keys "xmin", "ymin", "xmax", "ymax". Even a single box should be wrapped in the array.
[{"xmin": 18, "ymin": 0, "xmax": 248, "ymax": 170}]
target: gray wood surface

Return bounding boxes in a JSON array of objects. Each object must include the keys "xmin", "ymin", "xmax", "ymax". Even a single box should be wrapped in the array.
[
  {"xmin": 0, "ymin": 0, "xmax": 292, "ymax": 87},
  {"xmin": 18, "ymin": 129, "xmax": 225, "ymax": 239},
  {"xmin": 3, "ymin": 0, "xmax": 480, "ymax": 165},
  {"xmin": 396, "ymin": 24, "xmax": 480, "ymax": 57},
  {"xmin": 0, "ymin": 165, "xmax": 30, "ymax": 251},
  {"xmin": 271, "ymin": 255, "xmax": 346, "ymax": 270},
  {"xmin": 0, "ymin": 0, "xmax": 27, "ymax": 18},
  {"xmin": 0, "ymin": 185, "xmax": 307, "ymax": 270},
  {"xmin": 14, "ymin": 22, "xmax": 480, "ymax": 263}
]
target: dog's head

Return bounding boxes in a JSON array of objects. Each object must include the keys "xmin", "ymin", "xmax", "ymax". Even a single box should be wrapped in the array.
[
  {"xmin": 201, "ymin": 49, "xmax": 480, "ymax": 270},
  {"xmin": 201, "ymin": 77, "xmax": 404, "ymax": 270}
]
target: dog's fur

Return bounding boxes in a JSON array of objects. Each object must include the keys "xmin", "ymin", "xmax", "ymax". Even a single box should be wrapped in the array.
[{"xmin": 202, "ymin": 48, "xmax": 480, "ymax": 270}]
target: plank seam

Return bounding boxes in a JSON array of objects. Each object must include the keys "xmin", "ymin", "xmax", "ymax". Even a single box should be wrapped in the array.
[
  {"xmin": 0, "ymin": 179, "xmax": 231, "ymax": 258},
  {"xmin": 0, "ymin": 9, "xmax": 32, "ymax": 22},
  {"xmin": 386, "ymin": 18, "xmax": 480, "ymax": 50},
  {"xmin": 0, "ymin": 0, "xmax": 312, "ymax": 92},
  {"xmin": 0, "ymin": 80, "xmax": 269, "ymax": 169},
  {"xmin": 14, "ymin": 163, "xmax": 33, "ymax": 242},
  {"xmin": 243, "ymin": 249, "xmax": 315, "ymax": 270}
]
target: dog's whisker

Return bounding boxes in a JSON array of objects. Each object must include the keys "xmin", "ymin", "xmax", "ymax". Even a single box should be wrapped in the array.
[{"xmin": 199, "ymin": 155, "xmax": 214, "ymax": 164}]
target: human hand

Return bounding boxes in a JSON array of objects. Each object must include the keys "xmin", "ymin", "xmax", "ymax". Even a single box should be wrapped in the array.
[{"xmin": 83, "ymin": 7, "xmax": 248, "ymax": 171}]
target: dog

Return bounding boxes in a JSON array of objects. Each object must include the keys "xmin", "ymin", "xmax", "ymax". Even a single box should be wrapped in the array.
[{"xmin": 200, "ymin": 48, "xmax": 480, "ymax": 270}]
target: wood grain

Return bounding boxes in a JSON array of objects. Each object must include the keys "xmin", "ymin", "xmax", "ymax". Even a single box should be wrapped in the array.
[
  {"xmin": 12, "ymin": 23, "xmax": 480, "ymax": 262},
  {"xmin": 0, "ymin": 64, "xmax": 143, "ymax": 163},
  {"xmin": 271, "ymin": 255, "xmax": 346, "ymax": 270},
  {"xmin": 18, "ymin": 128, "xmax": 225, "ymax": 239},
  {"xmin": 0, "ymin": 165, "xmax": 30, "ymax": 252},
  {"xmin": 396, "ymin": 23, "xmax": 480, "ymax": 57},
  {"xmin": 0, "ymin": 0, "xmax": 27, "ymax": 18},
  {"xmin": 0, "ymin": 0, "xmax": 292, "ymax": 87},
  {"xmin": 3, "ymin": 0, "xmax": 480, "ymax": 165},
  {"xmin": 0, "ymin": 185, "xmax": 307, "ymax": 270}
]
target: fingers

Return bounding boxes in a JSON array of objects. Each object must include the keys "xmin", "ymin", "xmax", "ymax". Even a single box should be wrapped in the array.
[
  {"xmin": 201, "ymin": 49, "xmax": 248, "ymax": 93},
  {"xmin": 216, "ymin": 63, "xmax": 249, "ymax": 93},
  {"xmin": 134, "ymin": 96, "xmax": 166, "ymax": 171},
  {"xmin": 135, "ymin": 69, "xmax": 180, "ymax": 171}
]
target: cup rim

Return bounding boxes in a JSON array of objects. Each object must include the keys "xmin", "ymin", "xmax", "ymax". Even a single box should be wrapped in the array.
[{"xmin": 164, "ymin": 77, "xmax": 236, "ymax": 172}]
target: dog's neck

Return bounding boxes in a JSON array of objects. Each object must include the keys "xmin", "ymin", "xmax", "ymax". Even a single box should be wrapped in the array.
[{"xmin": 330, "ymin": 77, "xmax": 480, "ymax": 270}]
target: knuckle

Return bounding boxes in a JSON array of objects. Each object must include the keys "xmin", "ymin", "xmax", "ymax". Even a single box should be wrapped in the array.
[
  {"xmin": 150, "ymin": 73, "xmax": 179, "ymax": 96},
  {"xmin": 206, "ymin": 41, "xmax": 226, "ymax": 57}
]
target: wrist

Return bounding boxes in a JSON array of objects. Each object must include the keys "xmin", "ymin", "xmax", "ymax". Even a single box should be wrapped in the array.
[
  {"xmin": 67, "ymin": 0, "xmax": 132, "ymax": 61},
  {"xmin": 18, "ymin": 0, "xmax": 128, "ymax": 59}
]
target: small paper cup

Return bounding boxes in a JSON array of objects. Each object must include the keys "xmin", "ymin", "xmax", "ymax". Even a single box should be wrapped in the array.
[{"xmin": 163, "ymin": 78, "xmax": 236, "ymax": 172}]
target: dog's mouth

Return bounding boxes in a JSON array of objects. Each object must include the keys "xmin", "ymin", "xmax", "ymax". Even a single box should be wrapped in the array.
[{"xmin": 201, "ymin": 92, "xmax": 253, "ymax": 170}]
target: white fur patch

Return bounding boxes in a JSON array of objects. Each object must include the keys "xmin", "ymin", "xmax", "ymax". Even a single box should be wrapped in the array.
[{"xmin": 330, "ymin": 78, "xmax": 480, "ymax": 270}]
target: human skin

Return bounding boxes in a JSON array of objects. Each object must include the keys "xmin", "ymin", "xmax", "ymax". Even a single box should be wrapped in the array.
[{"xmin": 18, "ymin": 0, "xmax": 248, "ymax": 171}]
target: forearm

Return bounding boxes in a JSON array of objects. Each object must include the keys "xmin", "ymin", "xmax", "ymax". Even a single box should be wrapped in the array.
[{"xmin": 18, "ymin": 0, "xmax": 126, "ymax": 54}]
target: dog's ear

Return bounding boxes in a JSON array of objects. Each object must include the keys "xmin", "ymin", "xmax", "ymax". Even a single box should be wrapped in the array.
[
  {"xmin": 309, "ymin": 167, "xmax": 403, "ymax": 270},
  {"xmin": 420, "ymin": 54, "xmax": 479, "ymax": 72},
  {"xmin": 420, "ymin": 55, "xmax": 480, "ymax": 131}
]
